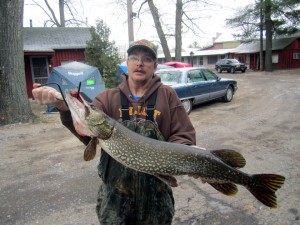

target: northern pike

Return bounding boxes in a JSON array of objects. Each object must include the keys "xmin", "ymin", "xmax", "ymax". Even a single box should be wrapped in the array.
[{"xmin": 65, "ymin": 90, "xmax": 285, "ymax": 208}]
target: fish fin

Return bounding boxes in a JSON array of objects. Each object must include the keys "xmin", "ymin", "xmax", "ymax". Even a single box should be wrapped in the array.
[
  {"xmin": 155, "ymin": 174, "xmax": 178, "ymax": 187},
  {"xmin": 209, "ymin": 182, "xmax": 238, "ymax": 196},
  {"xmin": 210, "ymin": 149, "xmax": 246, "ymax": 168},
  {"xmin": 248, "ymin": 174, "xmax": 285, "ymax": 208},
  {"xmin": 83, "ymin": 137, "xmax": 98, "ymax": 161}
]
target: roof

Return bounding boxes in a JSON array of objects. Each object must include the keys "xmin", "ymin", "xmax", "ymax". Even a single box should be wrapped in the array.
[
  {"xmin": 157, "ymin": 47, "xmax": 199, "ymax": 58},
  {"xmin": 156, "ymin": 67, "xmax": 206, "ymax": 73},
  {"xmin": 157, "ymin": 35, "xmax": 299, "ymax": 59},
  {"xmin": 194, "ymin": 48, "xmax": 236, "ymax": 56},
  {"xmin": 234, "ymin": 37, "xmax": 299, "ymax": 53},
  {"xmin": 157, "ymin": 48, "xmax": 235, "ymax": 58},
  {"xmin": 23, "ymin": 27, "xmax": 91, "ymax": 52},
  {"xmin": 56, "ymin": 61, "xmax": 94, "ymax": 70},
  {"xmin": 214, "ymin": 33, "xmax": 237, "ymax": 43}
]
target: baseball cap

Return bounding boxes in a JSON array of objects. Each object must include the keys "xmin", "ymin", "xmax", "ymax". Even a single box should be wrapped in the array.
[{"xmin": 127, "ymin": 39, "xmax": 157, "ymax": 59}]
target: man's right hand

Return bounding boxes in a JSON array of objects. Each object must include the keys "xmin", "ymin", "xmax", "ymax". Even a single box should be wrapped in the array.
[{"xmin": 32, "ymin": 83, "xmax": 68, "ymax": 111}]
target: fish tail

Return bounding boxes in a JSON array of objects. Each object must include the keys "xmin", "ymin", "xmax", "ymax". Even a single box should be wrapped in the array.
[{"xmin": 248, "ymin": 174, "xmax": 285, "ymax": 208}]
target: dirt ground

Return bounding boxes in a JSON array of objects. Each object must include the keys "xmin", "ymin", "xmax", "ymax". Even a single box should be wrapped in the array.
[{"xmin": 1, "ymin": 68, "xmax": 300, "ymax": 225}]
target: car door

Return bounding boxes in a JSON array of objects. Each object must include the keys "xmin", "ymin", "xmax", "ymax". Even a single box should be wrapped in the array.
[
  {"xmin": 222, "ymin": 59, "xmax": 230, "ymax": 71},
  {"xmin": 201, "ymin": 69, "xmax": 227, "ymax": 100},
  {"xmin": 186, "ymin": 69, "xmax": 210, "ymax": 104}
]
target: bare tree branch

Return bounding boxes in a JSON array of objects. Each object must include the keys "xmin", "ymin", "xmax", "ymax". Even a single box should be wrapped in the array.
[
  {"xmin": 31, "ymin": 0, "xmax": 59, "ymax": 26},
  {"xmin": 44, "ymin": 0, "xmax": 61, "ymax": 26}
]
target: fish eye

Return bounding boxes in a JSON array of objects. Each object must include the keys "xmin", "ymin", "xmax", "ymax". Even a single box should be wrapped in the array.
[{"xmin": 91, "ymin": 105, "xmax": 97, "ymax": 111}]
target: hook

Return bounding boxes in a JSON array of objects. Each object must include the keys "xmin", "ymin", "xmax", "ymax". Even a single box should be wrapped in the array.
[
  {"xmin": 39, "ymin": 82, "xmax": 68, "ymax": 108},
  {"xmin": 77, "ymin": 82, "xmax": 82, "ymax": 99}
]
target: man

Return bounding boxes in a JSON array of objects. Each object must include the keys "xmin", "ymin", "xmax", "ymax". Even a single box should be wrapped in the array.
[{"xmin": 32, "ymin": 39, "xmax": 196, "ymax": 224}]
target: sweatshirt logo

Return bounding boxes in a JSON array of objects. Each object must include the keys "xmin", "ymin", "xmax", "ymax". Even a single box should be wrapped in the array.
[{"xmin": 119, "ymin": 106, "xmax": 161, "ymax": 121}]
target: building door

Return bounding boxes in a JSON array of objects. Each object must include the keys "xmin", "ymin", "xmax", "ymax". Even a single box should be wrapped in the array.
[{"xmin": 30, "ymin": 57, "xmax": 49, "ymax": 85}]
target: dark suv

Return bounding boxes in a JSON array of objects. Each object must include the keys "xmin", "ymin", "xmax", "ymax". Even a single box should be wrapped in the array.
[{"xmin": 215, "ymin": 59, "xmax": 247, "ymax": 73}]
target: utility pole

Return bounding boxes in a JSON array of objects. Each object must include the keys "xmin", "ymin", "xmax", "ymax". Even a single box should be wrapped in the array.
[{"xmin": 127, "ymin": 0, "xmax": 134, "ymax": 45}]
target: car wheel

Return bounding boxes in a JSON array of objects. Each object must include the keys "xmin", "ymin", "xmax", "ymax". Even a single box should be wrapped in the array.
[
  {"xmin": 217, "ymin": 67, "xmax": 222, "ymax": 73},
  {"xmin": 223, "ymin": 86, "xmax": 233, "ymax": 102},
  {"xmin": 231, "ymin": 67, "xmax": 235, "ymax": 73},
  {"xmin": 182, "ymin": 99, "xmax": 192, "ymax": 114},
  {"xmin": 242, "ymin": 69, "xmax": 246, "ymax": 73}
]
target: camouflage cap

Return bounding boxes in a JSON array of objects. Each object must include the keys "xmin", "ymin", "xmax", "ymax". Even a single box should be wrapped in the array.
[{"xmin": 127, "ymin": 39, "xmax": 157, "ymax": 59}]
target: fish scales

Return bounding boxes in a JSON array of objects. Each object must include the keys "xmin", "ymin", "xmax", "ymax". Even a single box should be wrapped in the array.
[
  {"xmin": 64, "ymin": 90, "xmax": 285, "ymax": 208},
  {"xmin": 99, "ymin": 120, "xmax": 252, "ymax": 186}
]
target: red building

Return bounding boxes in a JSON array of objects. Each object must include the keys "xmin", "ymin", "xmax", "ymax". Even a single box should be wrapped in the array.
[
  {"xmin": 157, "ymin": 33, "xmax": 300, "ymax": 71},
  {"xmin": 233, "ymin": 36, "xmax": 300, "ymax": 70},
  {"xmin": 23, "ymin": 27, "xmax": 91, "ymax": 98}
]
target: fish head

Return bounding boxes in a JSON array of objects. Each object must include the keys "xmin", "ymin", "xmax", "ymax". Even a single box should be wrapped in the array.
[
  {"xmin": 64, "ymin": 89, "xmax": 95, "ymax": 136},
  {"xmin": 64, "ymin": 90, "xmax": 114, "ymax": 139}
]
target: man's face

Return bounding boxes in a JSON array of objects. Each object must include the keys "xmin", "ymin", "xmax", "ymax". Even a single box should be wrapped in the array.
[{"xmin": 127, "ymin": 48, "xmax": 157, "ymax": 86}]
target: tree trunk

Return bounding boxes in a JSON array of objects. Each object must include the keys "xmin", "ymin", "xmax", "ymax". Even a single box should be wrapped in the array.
[
  {"xmin": 264, "ymin": 0, "xmax": 273, "ymax": 72},
  {"xmin": 147, "ymin": 0, "xmax": 172, "ymax": 62},
  {"xmin": 59, "ymin": 0, "xmax": 65, "ymax": 27},
  {"xmin": 127, "ymin": 0, "xmax": 134, "ymax": 44},
  {"xmin": 259, "ymin": 0, "xmax": 264, "ymax": 71},
  {"xmin": 175, "ymin": 0, "xmax": 182, "ymax": 62},
  {"xmin": 0, "ymin": 0, "xmax": 35, "ymax": 125}
]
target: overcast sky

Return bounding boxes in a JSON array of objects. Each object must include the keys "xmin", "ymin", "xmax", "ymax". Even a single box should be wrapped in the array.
[{"xmin": 23, "ymin": 0, "xmax": 255, "ymax": 50}]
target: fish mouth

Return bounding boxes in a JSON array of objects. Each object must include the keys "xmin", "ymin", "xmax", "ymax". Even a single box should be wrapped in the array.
[{"xmin": 65, "ymin": 90, "xmax": 94, "ymax": 137}]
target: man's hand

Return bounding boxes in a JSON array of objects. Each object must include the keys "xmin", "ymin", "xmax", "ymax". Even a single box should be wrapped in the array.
[{"xmin": 32, "ymin": 83, "xmax": 68, "ymax": 111}]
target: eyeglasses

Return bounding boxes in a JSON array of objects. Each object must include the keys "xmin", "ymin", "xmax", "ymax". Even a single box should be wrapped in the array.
[{"xmin": 128, "ymin": 55, "xmax": 155, "ymax": 65}]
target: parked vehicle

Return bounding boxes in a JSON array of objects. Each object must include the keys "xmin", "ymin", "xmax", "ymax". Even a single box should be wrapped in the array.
[
  {"xmin": 215, "ymin": 59, "xmax": 247, "ymax": 73},
  {"xmin": 156, "ymin": 67, "xmax": 238, "ymax": 114},
  {"xmin": 163, "ymin": 61, "xmax": 192, "ymax": 68}
]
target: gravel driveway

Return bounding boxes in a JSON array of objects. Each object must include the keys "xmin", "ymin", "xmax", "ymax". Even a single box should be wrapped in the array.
[{"xmin": 1, "ymin": 68, "xmax": 299, "ymax": 225}]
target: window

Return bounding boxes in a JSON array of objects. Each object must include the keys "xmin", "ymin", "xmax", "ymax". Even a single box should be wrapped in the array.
[
  {"xmin": 199, "ymin": 56, "xmax": 204, "ymax": 65},
  {"xmin": 156, "ymin": 71, "xmax": 182, "ymax": 84},
  {"xmin": 208, "ymin": 55, "xmax": 218, "ymax": 64},
  {"xmin": 237, "ymin": 56, "xmax": 244, "ymax": 63},
  {"xmin": 188, "ymin": 70, "xmax": 205, "ymax": 82},
  {"xmin": 201, "ymin": 69, "xmax": 217, "ymax": 81},
  {"xmin": 272, "ymin": 54, "xmax": 279, "ymax": 63},
  {"xmin": 30, "ymin": 57, "xmax": 49, "ymax": 85},
  {"xmin": 293, "ymin": 53, "xmax": 300, "ymax": 59}
]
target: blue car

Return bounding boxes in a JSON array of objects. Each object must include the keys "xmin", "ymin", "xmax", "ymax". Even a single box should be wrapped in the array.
[{"xmin": 156, "ymin": 67, "xmax": 238, "ymax": 113}]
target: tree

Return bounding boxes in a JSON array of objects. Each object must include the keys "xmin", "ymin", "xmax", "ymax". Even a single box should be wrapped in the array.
[
  {"xmin": 188, "ymin": 41, "xmax": 201, "ymax": 48},
  {"xmin": 175, "ymin": 0, "xmax": 183, "ymax": 61},
  {"xmin": 226, "ymin": 0, "xmax": 300, "ymax": 71},
  {"xmin": 147, "ymin": 0, "xmax": 172, "ymax": 61},
  {"xmin": 116, "ymin": 0, "xmax": 218, "ymax": 62},
  {"xmin": 31, "ymin": 0, "xmax": 86, "ymax": 27},
  {"xmin": 85, "ymin": 19, "xmax": 121, "ymax": 88},
  {"xmin": 0, "ymin": 0, "xmax": 35, "ymax": 125},
  {"xmin": 264, "ymin": 0, "xmax": 273, "ymax": 72}
]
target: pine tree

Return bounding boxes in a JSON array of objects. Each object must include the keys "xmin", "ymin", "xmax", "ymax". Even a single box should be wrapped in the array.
[
  {"xmin": 226, "ymin": 0, "xmax": 300, "ymax": 71},
  {"xmin": 226, "ymin": 0, "xmax": 300, "ymax": 40},
  {"xmin": 85, "ymin": 19, "xmax": 121, "ymax": 88}
]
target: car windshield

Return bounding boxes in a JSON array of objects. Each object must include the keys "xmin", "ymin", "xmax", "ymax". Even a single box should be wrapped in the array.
[
  {"xmin": 156, "ymin": 70, "xmax": 182, "ymax": 84},
  {"xmin": 228, "ymin": 59, "xmax": 240, "ymax": 63}
]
